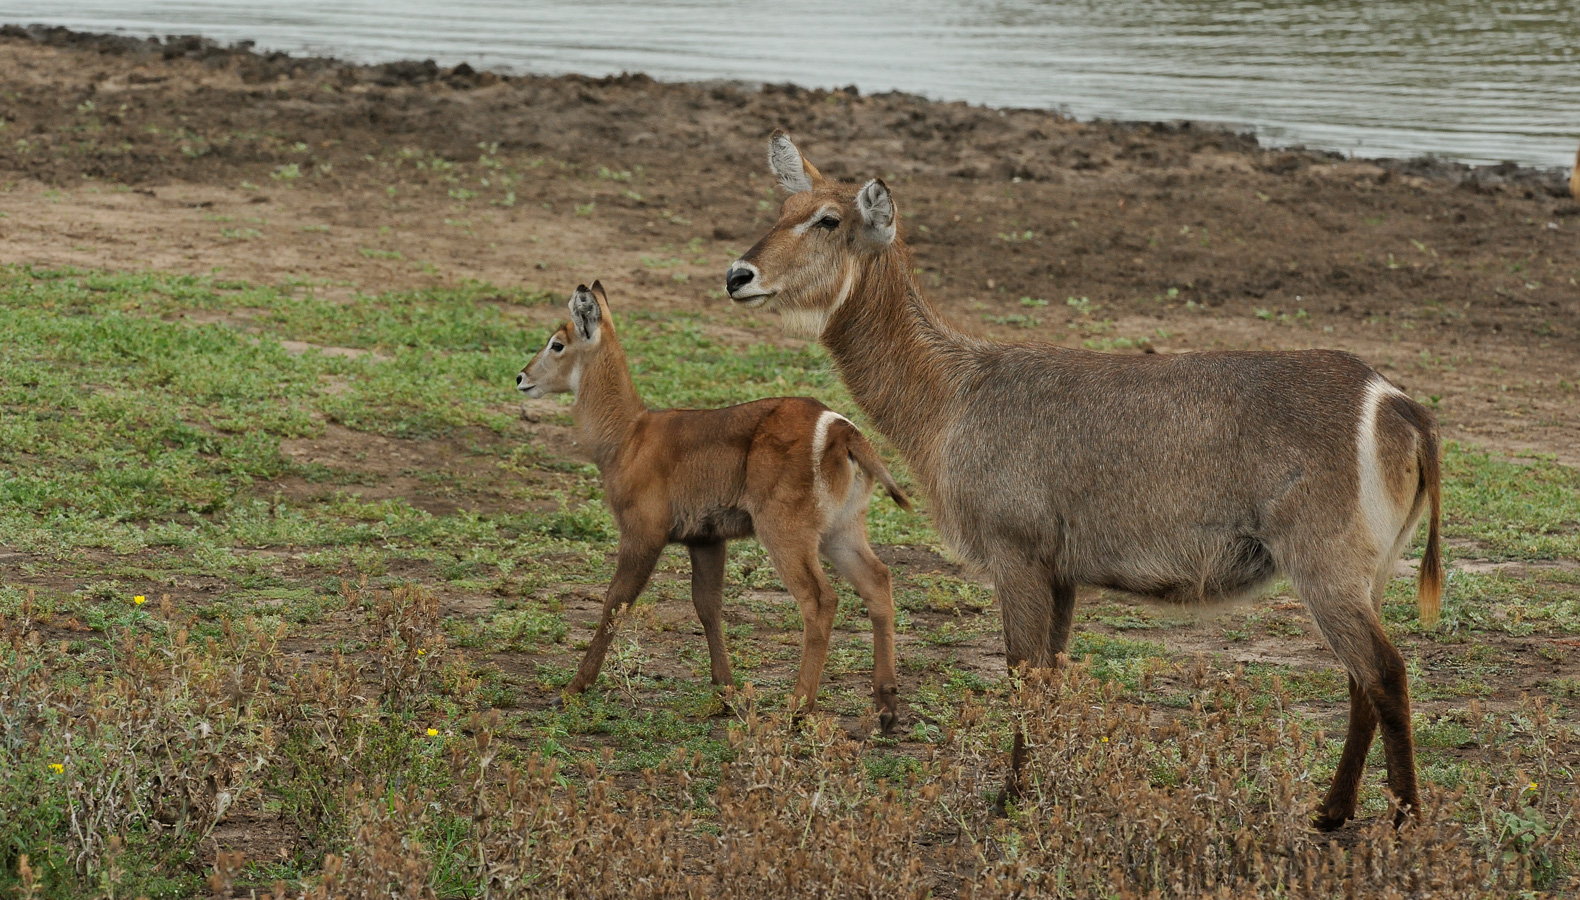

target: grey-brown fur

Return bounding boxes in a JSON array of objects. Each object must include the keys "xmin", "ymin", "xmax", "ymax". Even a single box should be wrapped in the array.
[{"xmin": 725, "ymin": 132, "xmax": 1444, "ymax": 829}]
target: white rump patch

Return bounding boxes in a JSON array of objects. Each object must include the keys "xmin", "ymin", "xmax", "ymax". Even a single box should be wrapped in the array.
[
  {"xmin": 1356, "ymin": 377, "xmax": 1407, "ymax": 557},
  {"xmin": 810, "ymin": 409, "xmax": 853, "ymax": 512}
]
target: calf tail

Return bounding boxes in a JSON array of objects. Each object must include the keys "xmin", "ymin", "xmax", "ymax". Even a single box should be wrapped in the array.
[{"xmin": 838, "ymin": 425, "xmax": 911, "ymax": 511}]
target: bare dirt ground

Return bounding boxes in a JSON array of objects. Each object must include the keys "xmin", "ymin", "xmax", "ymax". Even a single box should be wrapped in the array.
[{"xmin": 2, "ymin": 27, "xmax": 1578, "ymax": 885}]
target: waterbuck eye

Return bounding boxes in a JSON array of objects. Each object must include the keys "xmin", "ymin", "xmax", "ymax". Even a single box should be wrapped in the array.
[
  {"xmin": 815, "ymin": 215, "xmax": 840, "ymax": 230},
  {"xmin": 550, "ymin": 341, "xmax": 565, "ymax": 353}
]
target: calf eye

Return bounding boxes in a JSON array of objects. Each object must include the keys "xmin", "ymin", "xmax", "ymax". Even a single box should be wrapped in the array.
[
  {"xmin": 815, "ymin": 215, "xmax": 840, "ymax": 230},
  {"xmin": 550, "ymin": 341, "xmax": 565, "ymax": 353}
]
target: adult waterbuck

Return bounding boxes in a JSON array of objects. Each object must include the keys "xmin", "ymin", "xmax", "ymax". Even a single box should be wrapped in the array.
[
  {"xmin": 519, "ymin": 282, "xmax": 911, "ymax": 730},
  {"xmin": 724, "ymin": 132, "xmax": 1444, "ymax": 829}
]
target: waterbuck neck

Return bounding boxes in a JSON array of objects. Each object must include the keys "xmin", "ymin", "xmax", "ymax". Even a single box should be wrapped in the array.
[
  {"xmin": 819, "ymin": 247, "xmax": 971, "ymax": 480},
  {"xmin": 571, "ymin": 337, "xmax": 645, "ymax": 470}
]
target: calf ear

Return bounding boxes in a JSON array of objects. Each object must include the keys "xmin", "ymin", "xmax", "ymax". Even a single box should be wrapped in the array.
[
  {"xmin": 569, "ymin": 285, "xmax": 602, "ymax": 343},
  {"xmin": 857, "ymin": 179, "xmax": 896, "ymax": 244},
  {"xmin": 769, "ymin": 130, "xmax": 825, "ymax": 194}
]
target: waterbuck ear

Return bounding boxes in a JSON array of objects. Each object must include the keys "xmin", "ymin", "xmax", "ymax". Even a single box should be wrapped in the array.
[
  {"xmin": 569, "ymin": 284, "xmax": 602, "ymax": 342},
  {"xmin": 768, "ymin": 129, "xmax": 824, "ymax": 194},
  {"xmin": 589, "ymin": 279, "xmax": 609, "ymax": 305},
  {"xmin": 856, "ymin": 178, "xmax": 896, "ymax": 244}
]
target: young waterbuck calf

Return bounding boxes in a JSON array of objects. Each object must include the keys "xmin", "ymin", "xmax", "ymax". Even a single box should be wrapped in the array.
[
  {"xmin": 518, "ymin": 282, "xmax": 911, "ymax": 730},
  {"xmin": 725, "ymin": 132, "xmax": 1443, "ymax": 829}
]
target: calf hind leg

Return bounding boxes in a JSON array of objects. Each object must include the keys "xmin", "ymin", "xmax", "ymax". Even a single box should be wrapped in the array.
[
  {"xmin": 823, "ymin": 532, "xmax": 900, "ymax": 733},
  {"xmin": 760, "ymin": 525, "xmax": 840, "ymax": 721}
]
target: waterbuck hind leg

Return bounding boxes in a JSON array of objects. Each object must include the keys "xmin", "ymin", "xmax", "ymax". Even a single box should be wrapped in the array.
[
  {"xmin": 1365, "ymin": 625, "xmax": 1421, "ymax": 826},
  {"xmin": 1314, "ymin": 675, "xmax": 1379, "ymax": 831},
  {"xmin": 1291, "ymin": 561, "xmax": 1422, "ymax": 829},
  {"xmin": 566, "ymin": 537, "xmax": 665, "ymax": 695},
  {"xmin": 1047, "ymin": 578, "xmax": 1077, "ymax": 661},
  {"xmin": 824, "ymin": 535, "xmax": 901, "ymax": 733},
  {"xmin": 688, "ymin": 540, "xmax": 734, "ymax": 692}
]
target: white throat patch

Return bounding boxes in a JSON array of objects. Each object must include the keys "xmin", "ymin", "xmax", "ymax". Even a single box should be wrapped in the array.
[{"xmin": 779, "ymin": 265, "xmax": 855, "ymax": 338}]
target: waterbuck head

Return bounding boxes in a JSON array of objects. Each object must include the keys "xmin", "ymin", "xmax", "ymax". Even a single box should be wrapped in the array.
[
  {"xmin": 725, "ymin": 130, "xmax": 898, "ymax": 335},
  {"xmin": 517, "ymin": 281, "xmax": 610, "ymax": 398}
]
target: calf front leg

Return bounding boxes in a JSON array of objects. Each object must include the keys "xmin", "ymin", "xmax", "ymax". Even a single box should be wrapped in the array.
[
  {"xmin": 566, "ymin": 536, "xmax": 665, "ymax": 695},
  {"xmin": 688, "ymin": 540, "xmax": 734, "ymax": 689}
]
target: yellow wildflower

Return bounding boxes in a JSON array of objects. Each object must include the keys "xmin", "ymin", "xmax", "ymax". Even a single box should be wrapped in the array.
[
  {"xmin": 1101, "ymin": 736, "xmax": 1109, "ymax": 743},
  {"xmin": 427, "ymin": 728, "xmax": 439, "ymax": 737},
  {"xmin": 416, "ymin": 648, "xmax": 426, "ymax": 656},
  {"xmin": 133, "ymin": 595, "xmax": 146, "ymax": 606},
  {"xmin": 1528, "ymin": 781, "xmax": 1539, "ymax": 792},
  {"xmin": 49, "ymin": 763, "xmax": 64, "ymax": 774}
]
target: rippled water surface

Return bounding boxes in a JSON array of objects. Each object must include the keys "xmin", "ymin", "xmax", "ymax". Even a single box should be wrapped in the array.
[{"xmin": 6, "ymin": 1, "xmax": 1577, "ymax": 167}]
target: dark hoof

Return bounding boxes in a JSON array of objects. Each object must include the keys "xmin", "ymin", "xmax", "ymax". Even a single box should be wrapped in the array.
[
  {"xmin": 1311, "ymin": 809, "xmax": 1350, "ymax": 832},
  {"xmin": 992, "ymin": 787, "xmax": 1013, "ymax": 818},
  {"xmin": 551, "ymin": 683, "xmax": 589, "ymax": 710},
  {"xmin": 1392, "ymin": 803, "xmax": 1418, "ymax": 830},
  {"xmin": 993, "ymin": 776, "xmax": 1023, "ymax": 818},
  {"xmin": 878, "ymin": 709, "xmax": 898, "ymax": 735}
]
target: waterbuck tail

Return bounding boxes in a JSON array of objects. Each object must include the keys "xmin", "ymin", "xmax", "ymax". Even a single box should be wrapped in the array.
[{"xmin": 1416, "ymin": 422, "xmax": 1444, "ymax": 627}]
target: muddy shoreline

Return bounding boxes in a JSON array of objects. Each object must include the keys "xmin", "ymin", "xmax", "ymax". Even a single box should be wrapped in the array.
[
  {"xmin": 4, "ymin": 23, "xmax": 1575, "ymax": 189},
  {"xmin": 2, "ymin": 23, "xmax": 1577, "ymax": 464}
]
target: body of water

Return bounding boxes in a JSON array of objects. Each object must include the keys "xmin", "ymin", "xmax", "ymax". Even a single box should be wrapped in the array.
[{"xmin": 5, "ymin": 1, "xmax": 1577, "ymax": 168}]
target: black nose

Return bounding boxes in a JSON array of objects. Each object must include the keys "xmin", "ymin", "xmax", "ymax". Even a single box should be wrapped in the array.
[
  {"xmin": 516, "ymin": 372, "xmax": 524, "ymax": 386},
  {"xmin": 726, "ymin": 267, "xmax": 755, "ymax": 295}
]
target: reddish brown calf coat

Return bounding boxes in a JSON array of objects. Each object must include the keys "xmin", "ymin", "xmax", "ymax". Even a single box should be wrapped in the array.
[{"xmin": 518, "ymin": 282, "xmax": 910, "ymax": 729}]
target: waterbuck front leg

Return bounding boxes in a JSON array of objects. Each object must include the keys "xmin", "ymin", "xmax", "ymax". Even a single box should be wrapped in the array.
[
  {"xmin": 687, "ymin": 539, "xmax": 734, "ymax": 690},
  {"xmin": 565, "ymin": 534, "xmax": 665, "ymax": 695},
  {"xmin": 991, "ymin": 556, "xmax": 1072, "ymax": 809},
  {"xmin": 823, "ymin": 533, "xmax": 901, "ymax": 734}
]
